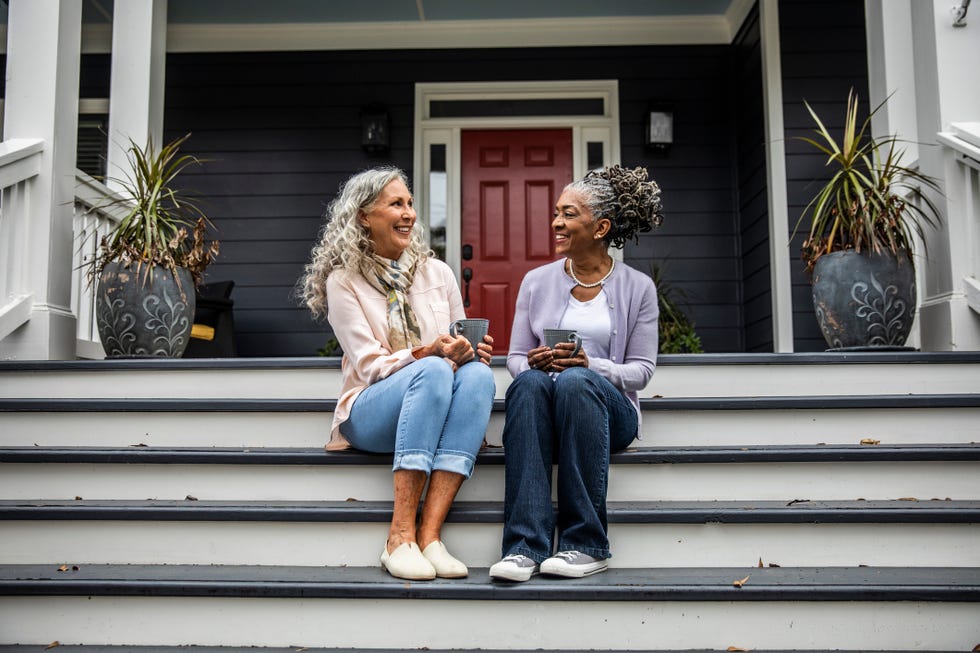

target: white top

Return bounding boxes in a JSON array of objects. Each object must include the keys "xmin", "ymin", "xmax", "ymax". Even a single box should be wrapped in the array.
[{"xmin": 560, "ymin": 289, "xmax": 611, "ymax": 360}]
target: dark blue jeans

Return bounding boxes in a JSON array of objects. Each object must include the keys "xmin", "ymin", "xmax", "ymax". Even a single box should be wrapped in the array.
[{"xmin": 500, "ymin": 367, "xmax": 638, "ymax": 563}]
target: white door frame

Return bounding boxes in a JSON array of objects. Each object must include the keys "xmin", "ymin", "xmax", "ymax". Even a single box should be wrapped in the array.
[{"xmin": 413, "ymin": 80, "xmax": 621, "ymax": 280}]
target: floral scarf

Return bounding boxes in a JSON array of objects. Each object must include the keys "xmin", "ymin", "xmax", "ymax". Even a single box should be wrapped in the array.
[{"xmin": 361, "ymin": 252, "xmax": 422, "ymax": 351}]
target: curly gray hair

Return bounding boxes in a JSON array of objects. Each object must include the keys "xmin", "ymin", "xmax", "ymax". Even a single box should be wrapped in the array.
[
  {"xmin": 301, "ymin": 166, "xmax": 430, "ymax": 318},
  {"xmin": 564, "ymin": 165, "xmax": 664, "ymax": 249}
]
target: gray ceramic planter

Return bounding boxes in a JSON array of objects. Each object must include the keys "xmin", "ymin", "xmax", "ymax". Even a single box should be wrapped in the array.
[
  {"xmin": 96, "ymin": 261, "xmax": 196, "ymax": 358},
  {"xmin": 811, "ymin": 250, "xmax": 916, "ymax": 351}
]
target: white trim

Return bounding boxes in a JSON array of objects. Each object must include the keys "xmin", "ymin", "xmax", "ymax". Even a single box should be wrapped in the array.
[
  {"xmin": 414, "ymin": 81, "xmax": 620, "ymax": 280},
  {"xmin": 759, "ymin": 0, "xmax": 795, "ymax": 352},
  {"xmin": 964, "ymin": 276, "xmax": 980, "ymax": 314},
  {"xmin": 54, "ymin": 16, "xmax": 735, "ymax": 54},
  {"xmin": 0, "ymin": 293, "xmax": 34, "ymax": 342}
]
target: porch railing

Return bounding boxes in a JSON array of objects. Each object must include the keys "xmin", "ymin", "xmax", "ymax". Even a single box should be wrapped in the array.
[
  {"xmin": 72, "ymin": 170, "xmax": 127, "ymax": 359},
  {"xmin": 937, "ymin": 122, "xmax": 980, "ymax": 315},
  {"xmin": 0, "ymin": 138, "xmax": 44, "ymax": 342}
]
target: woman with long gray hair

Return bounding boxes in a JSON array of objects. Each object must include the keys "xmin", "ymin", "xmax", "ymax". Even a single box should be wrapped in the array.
[{"xmin": 302, "ymin": 166, "xmax": 495, "ymax": 581}]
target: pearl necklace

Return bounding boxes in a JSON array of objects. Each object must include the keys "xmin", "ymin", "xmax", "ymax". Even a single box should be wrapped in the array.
[{"xmin": 567, "ymin": 257, "xmax": 615, "ymax": 288}]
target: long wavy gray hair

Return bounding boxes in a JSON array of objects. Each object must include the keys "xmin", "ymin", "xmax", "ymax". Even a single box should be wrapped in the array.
[{"xmin": 301, "ymin": 166, "xmax": 430, "ymax": 318}]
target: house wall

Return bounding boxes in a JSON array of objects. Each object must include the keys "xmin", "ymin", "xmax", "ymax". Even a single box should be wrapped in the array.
[
  {"xmin": 779, "ymin": 0, "xmax": 871, "ymax": 351},
  {"xmin": 162, "ymin": 46, "xmax": 744, "ymax": 357},
  {"xmin": 733, "ymin": 3, "xmax": 770, "ymax": 352}
]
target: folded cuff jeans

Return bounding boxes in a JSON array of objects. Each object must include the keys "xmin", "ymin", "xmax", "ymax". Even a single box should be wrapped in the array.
[
  {"xmin": 500, "ymin": 367, "xmax": 637, "ymax": 563},
  {"xmin": 340, "ymin": 356, "xmax": 495, "ymax": 478}
]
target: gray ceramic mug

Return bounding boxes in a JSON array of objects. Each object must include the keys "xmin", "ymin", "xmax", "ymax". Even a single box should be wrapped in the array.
[
  {"xmin": 543, "ymin": 328, "xmax": 582, "ymax": 358},
  {"xmin": 449, "ymin": 318, "xmax": 489, "ymax": 360}
]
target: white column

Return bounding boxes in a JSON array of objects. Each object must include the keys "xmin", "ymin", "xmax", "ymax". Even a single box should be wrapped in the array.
[
  {"xmin": 909, "ymin": 0, "xmax": 980, "ymax": 350},
  {"xmin": 105, "ymin": 0, "xmax": 168, "ymax": 193},
  {"xmin": 759, "ymin": 0, "xmax": 795, "ymax": 352},
  {"xmin": 0, "ymin": 0, "xmax": 82, "ymax": 360}
]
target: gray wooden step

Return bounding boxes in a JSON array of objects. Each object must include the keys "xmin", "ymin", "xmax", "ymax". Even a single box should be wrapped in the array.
[
  {"xmin": 2, "ymin": 564, "xmax": 977, "ymax": 601},
  {"xmin": 0, "ymin": 649, "xmax": 967, "ymax": 653},
  {"xmin": 3, "ymin": 498, "xmax": 978, "ymax": 523},
  {"xmin": 2, "ymin": 566, "xmax": 976, "ymax": 650}
]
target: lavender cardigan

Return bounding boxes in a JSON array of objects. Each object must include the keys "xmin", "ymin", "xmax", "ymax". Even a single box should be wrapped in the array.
[{"xmin": 506, "ymin": 258, "xmax": 659, "ymax": 430}]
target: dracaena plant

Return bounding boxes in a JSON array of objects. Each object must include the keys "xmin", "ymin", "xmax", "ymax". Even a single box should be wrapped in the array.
[
  {"xmin": 91, "ymin": 132, "xmax": 219, "ymax": 287},
  {"xmin": 796, "ymin": 89, "xmax": 942, "ymax": 274}
]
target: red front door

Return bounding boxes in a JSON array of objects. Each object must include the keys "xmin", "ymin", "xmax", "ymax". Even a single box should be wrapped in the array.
[{"xmin": 460, "ymin": 129, "xmax": 573, "ymax": 353}]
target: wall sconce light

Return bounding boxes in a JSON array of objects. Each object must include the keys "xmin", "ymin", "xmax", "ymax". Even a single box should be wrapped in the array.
[
  {"xmin": 360, "ymin": 105, "xmax": 389, "ymax": 154},
  {"xmin": 646, "ymin": 106, "xmax": 673, "ymax": 152}
]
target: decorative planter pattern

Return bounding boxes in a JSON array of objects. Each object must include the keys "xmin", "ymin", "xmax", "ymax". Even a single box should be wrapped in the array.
[
  {"xmin": 96, "ymin": 262, "xmax": 196, "ymax": 358},
  {"xmin": 811, "ymin": 250, "xmax": 916, "ymax": 350}
]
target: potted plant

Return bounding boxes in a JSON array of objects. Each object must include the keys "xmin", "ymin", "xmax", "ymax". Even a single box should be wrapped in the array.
[
  {"xmin": 91, "ymin": 133, "xmax": 219, "ymax": 358},
  {"xmin": 796, "ymin": 90, "xmax": 942, "ymax": 350}
]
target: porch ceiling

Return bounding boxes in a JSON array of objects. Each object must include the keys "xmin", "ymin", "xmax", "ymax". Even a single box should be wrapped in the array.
[{"xmin": 0, "ymin": 0, "xmax": 755, "ymax": 52}]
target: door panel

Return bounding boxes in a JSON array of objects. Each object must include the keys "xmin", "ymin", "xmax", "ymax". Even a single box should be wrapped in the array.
[{"xmin": 461, "ymin": 129, "xmax": 573, "ymax": 353}]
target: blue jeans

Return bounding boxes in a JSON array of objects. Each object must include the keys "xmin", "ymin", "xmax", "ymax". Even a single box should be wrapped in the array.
[
  {"xmin": 341, "ymin": 356, "xmax": 495, "ymax": 478},
  {"xmin": 501, "ymin": 367, "xmax": 637, "ymax": 562}
]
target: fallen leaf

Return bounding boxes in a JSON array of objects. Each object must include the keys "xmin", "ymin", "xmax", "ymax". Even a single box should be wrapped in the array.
[
  {"xmin": 727, "ymin": 647, "xmax": 752, "ymax": 652},
  {"xmin": 74, "ymin": 496, "xmax": 83, "ymax": 500},
  {"xmin": 971, "ymin": 644, "xmax": 979, "ymax": 652},
  {"xmin": 345, "ymin": 497, "xmax": 361, "ymax": 502},
  {"xmin": 860, "ymin": 438, "xmax": 880, "ymax": 445},
  {"xmin": 650, "ymin": 394, "xmax": 664, "ymax": 398},
  {"xmin": 294, "ymin": 648, "xmax": 308, "ymax": 652},
  {"xmin": 185, "ymin": 495, "xmax": 198, "ymax": 501},
  {"xmin": 131, "ymin": 443, "xmax": 148, "ymax": 448},
  {"xmin": 733, "ymin": 575, "xmax": 750, "ymax": 588},
  {"xmin": 45, "ymin": 642, "xmax": 60, "ymax": 650},
  {"xmin": 757, "ymin": 558, "xmax": 764, "ymax": 568},
  {"xmin": 786, "ymin": 499, "xmax": 809, "ymax": 506},
  {"xmin": 768, "ymin": 563, "xmax": 781, "ymax": 568},
  {"xmin": 72, "ymin": 565, "xmax": 79, "ymax": 571},
  {"xmin": 898, "ymin": 497, "xmax": 919, "ymax": 502},
  {"xmin": 57, "ymin": 565, "xmax": 68, "ymax": 572}
]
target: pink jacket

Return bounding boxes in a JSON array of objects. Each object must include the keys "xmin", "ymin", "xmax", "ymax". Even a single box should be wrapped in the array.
[{"xmin": 324, "ymin": 258, "xmax": 466, "ymax": 449}]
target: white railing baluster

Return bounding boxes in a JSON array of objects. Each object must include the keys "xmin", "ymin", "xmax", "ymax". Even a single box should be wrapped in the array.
[
  {"xmin": 72, "ymin": 170, "xmax": 128, "ymax": 359},
  {"xmin": 0, "ymin": 138, "xmax": 44, "ymax": 342},
  {"xmin": 937, "ymin": 122, "xmax": 980, "ymax": 316}
]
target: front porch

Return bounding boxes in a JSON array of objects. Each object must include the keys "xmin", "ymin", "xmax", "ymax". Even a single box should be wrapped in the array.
[{"xmin": 2, "ymin": 0, "xmax": 979, "ymax": 360}]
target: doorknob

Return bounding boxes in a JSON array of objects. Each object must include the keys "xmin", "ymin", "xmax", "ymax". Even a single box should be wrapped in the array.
[{"xmin": 462, "ymin": 267, "xmax": 473, "ymax": 308}]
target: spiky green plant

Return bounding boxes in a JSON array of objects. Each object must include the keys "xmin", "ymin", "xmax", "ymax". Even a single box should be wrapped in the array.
[
  {"xmin": 795, "ymin": 89, "xmax": 942, "ymax": 274},
  {"xmin": 652, "ymin": 264, "xmax": 703, "ymax": 354},
  {"xmin": 92, "ymin": 133, "xmax": 218, "ymax": 287}
]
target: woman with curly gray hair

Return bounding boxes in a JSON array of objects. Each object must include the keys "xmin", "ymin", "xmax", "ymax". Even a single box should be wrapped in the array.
[
  {"xmin": 490, "ymin": 165, "xmax": 663, "ymax": 582},
  {"xmin": 302, "ymin": 166, "xmax": 495, "ymax": 581}
]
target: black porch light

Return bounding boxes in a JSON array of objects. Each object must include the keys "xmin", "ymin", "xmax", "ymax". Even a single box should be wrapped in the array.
[{"xmin": 360, "ymin": 105, "xmax": 390, "ymax": 154}]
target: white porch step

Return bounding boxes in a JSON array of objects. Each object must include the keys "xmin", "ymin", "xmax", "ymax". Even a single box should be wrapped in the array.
[
  {"xmin": 1, "ymin": 395, "xmax": 978, "ymax": 448},
  {"xmin": 0, "ymin": 565, "xmax": 977, "ymax": 650},
  {"xmin": 2, "ymin": 499, "xmax": 977, "ymax": 568},
  {"xmin": 3, "ymin": 353, "xmax": 979, "ymax": 399},
  {"xmin": 1, "ymin": 445, "xmax": 977, "ymax": 502}
]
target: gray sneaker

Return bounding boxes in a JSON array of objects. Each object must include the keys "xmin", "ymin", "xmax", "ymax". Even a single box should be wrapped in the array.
[
  {"xmin": 489, "ymin": 554, "xmax": 539, "ymax": 582},
  {"xmin": 540, "ymin": 550, "xmax": 608, "ymax": 578}
]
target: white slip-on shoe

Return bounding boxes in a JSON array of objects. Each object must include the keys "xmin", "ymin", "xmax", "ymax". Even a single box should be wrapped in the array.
[
  {"xmin": 540, "ymin": 550, "xmax": 608, "ymax": 578},
  {"xmin": 380, "ymin": 542, "xmax": 436, "ymax": 581},
  {"xmin": 421, "ymin": 540, "xmax": 468, "ymax": 578},
  {"xmin": 489, "ymin": 554, "xmax": 540, "ymax": 582}
]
